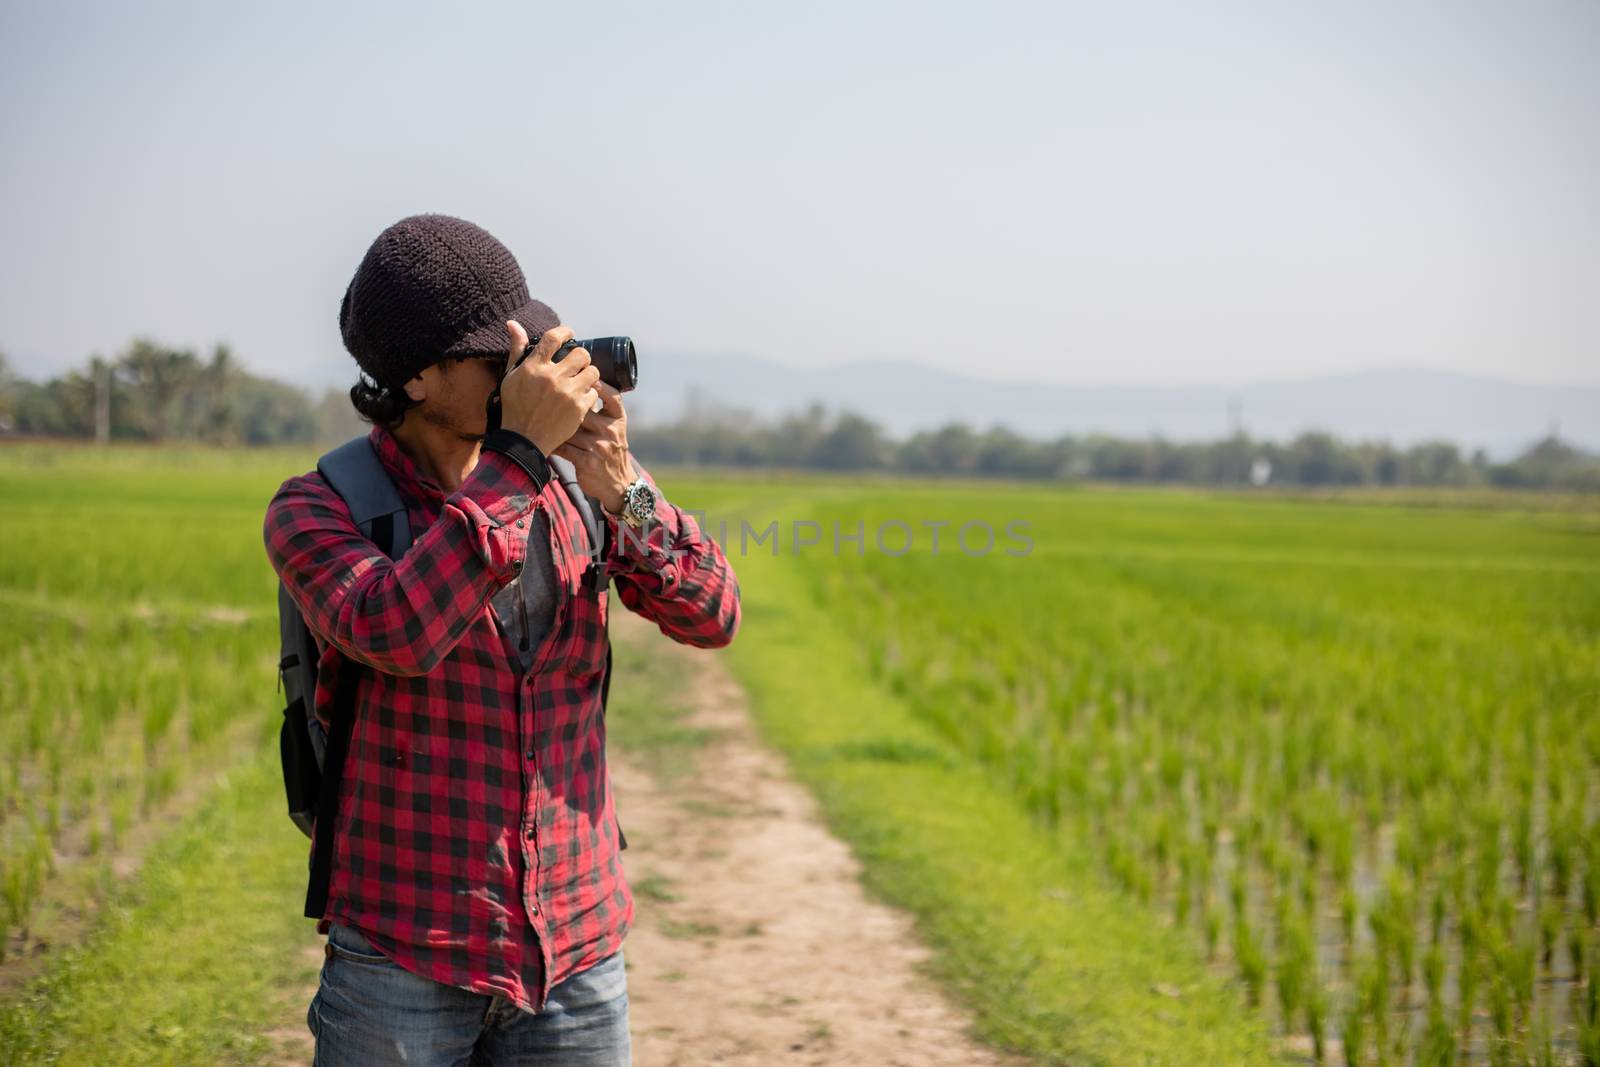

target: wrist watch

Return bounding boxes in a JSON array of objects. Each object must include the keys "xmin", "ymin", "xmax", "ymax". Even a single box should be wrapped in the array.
[{"xmin": 614, "ymin": 476, "xmax": 657, "ymax": 529}]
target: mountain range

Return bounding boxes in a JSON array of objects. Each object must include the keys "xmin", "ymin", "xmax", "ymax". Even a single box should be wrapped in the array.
[
  {"xmin": 287, "ymin": 354, "xmax": 1596, "ymax": 459},
  {"xmin": 616, "ymin": 355, "xmax": 1597, "ymax": 460}
]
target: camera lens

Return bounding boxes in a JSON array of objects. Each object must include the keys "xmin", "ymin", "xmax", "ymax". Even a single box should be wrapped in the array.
[{"xmin": 574, "ymin": 337, "xmax": 638, "ymax": 393}]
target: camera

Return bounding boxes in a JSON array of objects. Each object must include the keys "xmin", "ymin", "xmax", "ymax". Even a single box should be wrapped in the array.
[
  {"xmin": 485, "ymin": 334, "xmax": 638, "ymax": 434},
  {"xmin": 536, "ymin": 335, "xmax": 638, "ymax": 394}
]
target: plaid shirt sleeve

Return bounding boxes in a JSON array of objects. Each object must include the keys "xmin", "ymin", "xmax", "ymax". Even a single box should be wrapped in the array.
[
  {"xmin": 602, "ymin": 460, "xmax": 740, "ymax": 649},
  {"xmin": 263, "ymin": 450, "xmax": 543, "ymax": 677}
]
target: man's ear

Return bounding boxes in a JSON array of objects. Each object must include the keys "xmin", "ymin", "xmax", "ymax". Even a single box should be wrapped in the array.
[{"xmin": 402, "ymin": 368, "xmax": 430, "ymax": 404}]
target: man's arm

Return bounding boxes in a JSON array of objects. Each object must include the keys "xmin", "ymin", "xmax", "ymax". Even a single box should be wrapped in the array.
[
  {"xmin": 602, "ymin": 459, "xmax": 741, "ymax": 649},
  {"xmin": 263, "ymin": 440, "xmax": 547, "ymax": 677},
  {"xmin": 545, "ymin": 378, "xmax": 740, "ymax": 648}
]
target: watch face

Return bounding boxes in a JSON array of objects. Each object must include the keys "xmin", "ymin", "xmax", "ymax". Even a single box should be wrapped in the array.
[{"xmin": 627, "ymin": 480, "xmax": 655, "ymax": 523}]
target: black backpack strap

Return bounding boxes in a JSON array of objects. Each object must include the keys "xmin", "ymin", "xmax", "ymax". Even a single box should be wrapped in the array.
[
  {"xmin": 303, "ymin": 657, "xmax": 360, "ymax": 919},
  {"xmin": 301, "ymin": 435, "xmax": 411, "ymax": 920},
  {"xmin": 279, "ymin": 584, "xmax": 325, "ymax": 839}
]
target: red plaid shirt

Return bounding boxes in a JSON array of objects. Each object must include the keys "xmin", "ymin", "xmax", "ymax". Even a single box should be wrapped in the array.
[{"xmin": 263, "ymin": 424, "xmax": 740, "ymax": 1013}]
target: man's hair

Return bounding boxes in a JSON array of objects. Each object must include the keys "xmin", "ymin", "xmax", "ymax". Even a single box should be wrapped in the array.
[
  {"xmin": 348, "ymin": 356, "xmax": 484, "ymax": 429},
  {"xmin": 349, "ymin": 372, "xmax": 417, "ymax": 429}
]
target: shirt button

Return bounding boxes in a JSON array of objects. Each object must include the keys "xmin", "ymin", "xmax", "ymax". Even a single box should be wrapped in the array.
[
  {"xmin": 515, "ymin": 518, "xmax": 525, "ymax": 528},
  {"xmin": 526, "ymin": 749, "xmax": 535, "ymax": 760}
]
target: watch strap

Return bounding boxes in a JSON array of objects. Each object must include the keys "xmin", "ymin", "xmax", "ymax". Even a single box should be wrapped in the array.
[{"xmin": 621, "ymin": 477, "xmax": 654, "ymax": 528}]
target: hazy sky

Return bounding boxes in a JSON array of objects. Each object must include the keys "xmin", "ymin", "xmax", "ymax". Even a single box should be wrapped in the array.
[{"xmin": 2, "ymin": 0, "xmax": 1596, "ymax": 390}]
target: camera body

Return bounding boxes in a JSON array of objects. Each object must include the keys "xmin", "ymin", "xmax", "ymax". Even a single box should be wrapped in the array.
[{"xmin": 485, "ymin": 334, "xmax": 638, "ymax": 434}]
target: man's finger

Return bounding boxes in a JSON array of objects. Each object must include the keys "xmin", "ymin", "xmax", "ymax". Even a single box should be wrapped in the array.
[
  {"xmin": 568, "ymin": 424, "xmax": 616, "ymax": 448},
  {"xmin": 596, "ymin": 381, "xmax": 624, "ymax": 417},
  {"xmin": 557, "ymin": 345, "xmax": 592, "ymax": 377},
  {"xmin": 502, "ymin": 320, "xmax": 530, "ymax": 380},
  {"xmin": 553, "ymin": 442, "xmax": 594, "ymax": 468},
  {"xmin": 522, "ymin": 323, "xmax": 573, "ymax": 367},
  {"xmin": 579, "ymin": 407, "xmax": 618, "ymax": 432},
  {"xmin": 562, "ymin": 431, "xmax": 597, "ymax": 451}
]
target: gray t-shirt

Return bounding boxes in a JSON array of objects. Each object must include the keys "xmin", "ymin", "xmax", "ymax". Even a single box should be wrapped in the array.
[{"xmin": 487, "ymin": 508, "xmax": 558, "ymax": 673}]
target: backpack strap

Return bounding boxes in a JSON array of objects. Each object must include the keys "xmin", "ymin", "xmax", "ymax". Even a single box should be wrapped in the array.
[
  {"xmin": 317, "ymin": 435, "xmax": 411, "ymax": 557},
  {"xmin": 279, "ymin": 583, "xmax": 324, "ymax": 839},
  {"xmin": 303, "ymin": 660, "xmax": 360, "ymax": 920},
  {"xmin": 302, "ymin": 435, "xmax": 411, "ymax": 921}
]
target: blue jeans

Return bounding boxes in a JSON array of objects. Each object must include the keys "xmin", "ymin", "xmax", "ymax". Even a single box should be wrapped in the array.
[{"xmin": 308, "ymin": 921, "xmax": 632, "ymax": 1066}]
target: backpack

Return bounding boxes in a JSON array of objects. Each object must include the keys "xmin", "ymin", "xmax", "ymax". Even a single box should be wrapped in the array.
[{"xmin": 276, "ymin": 435, "xmax": 619, "ymax": 922}]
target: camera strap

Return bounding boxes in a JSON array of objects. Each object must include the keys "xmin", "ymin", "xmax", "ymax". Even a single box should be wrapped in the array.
[{"xmin": 548, "ymin": 454, "xmax": 610, "ymax": 593}]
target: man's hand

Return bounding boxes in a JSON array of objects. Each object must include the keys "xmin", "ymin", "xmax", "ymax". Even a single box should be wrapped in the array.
[
  {"xmin": 498, "ymin": 320, "xmax": 601, "ymax": 456},
  {"xmin": 553, "ymin": 382, "xmax": 633, "ymax": 515}
]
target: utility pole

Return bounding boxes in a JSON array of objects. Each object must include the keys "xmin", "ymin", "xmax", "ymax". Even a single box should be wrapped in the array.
[
  {"xmin": 1227, "ymin": 398, "xmax": 1244, "ymax": 483},
  {"xmin": 93, "ymin": 356, "xmax": 110, "ymax": 444}
]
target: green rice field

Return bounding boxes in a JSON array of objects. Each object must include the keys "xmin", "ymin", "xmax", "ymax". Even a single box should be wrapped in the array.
[
  {"xmin": 0, "ymin": 446, "xmax": 284, "ymax": 963},
  {"xmin": 0, "ymin": 444, "xmax": 1595, "ymax": 1066},
  {"xmin": 697, "ymin": 478, "xmax": 1600, "ymax": 1066}
]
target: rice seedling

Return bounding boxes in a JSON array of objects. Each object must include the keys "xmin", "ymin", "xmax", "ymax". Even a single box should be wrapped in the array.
[
  {"xmin": 0, "ymin": 445, "xmax": 289, "ymax": 958},
  {"xmin": 772, "ymin": 483, "xmax": 1599, "ymax": 1063}
]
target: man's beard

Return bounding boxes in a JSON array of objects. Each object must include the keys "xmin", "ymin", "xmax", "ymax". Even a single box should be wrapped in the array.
[{"xmin": 417, "ymin": 401, "xmax": 488, "ymax": 443}]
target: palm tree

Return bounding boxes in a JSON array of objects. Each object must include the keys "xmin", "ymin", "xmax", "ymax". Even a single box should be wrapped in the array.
[
  {"xmin": 115, "ymin": 339, "xmax": 200, "ymax": 441},
  {"xmin": 201, "ymin": 343, "xmax": 243, "ymax": 443}
]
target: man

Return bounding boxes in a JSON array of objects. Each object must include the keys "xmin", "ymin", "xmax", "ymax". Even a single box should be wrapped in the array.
[{"xmin": 263, "ymin": 213, "xmax": 740, "ymax": 1065}]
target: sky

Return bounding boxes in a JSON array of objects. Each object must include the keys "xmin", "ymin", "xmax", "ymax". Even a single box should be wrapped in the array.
[{"xmin": 1, "ymin": 0, "xmax": 1596, "ymax": 392}]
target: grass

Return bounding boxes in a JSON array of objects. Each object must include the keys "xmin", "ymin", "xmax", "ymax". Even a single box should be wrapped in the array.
[
  {"xmin": 0, "ymin": 443, "xmax": 324, "ymax": 1065},
  {"xmin": 657, "ymin": 917, "xmax": 723, "ymax": 941},
  {"xmin": 629, "ymin": 872, "xmax": 683, "ymax": 904},
  {"xmin": 0, "ymin": 751, "xmax": 322, "ymax": 1065},
  {"xmin": 602, "ymin": 630, "xmax": 723, "ymax": 787},
  {"xmin": 683, "ymin": 480, "xmax": 1599, "ymax": 1065},
  {"xmin": 3, "ymin": 441, "xmax": 1592, "ymax": 1066},
  {"xmin": 0, "ymin": 445, "xmax": 301, "ymax": 960}
]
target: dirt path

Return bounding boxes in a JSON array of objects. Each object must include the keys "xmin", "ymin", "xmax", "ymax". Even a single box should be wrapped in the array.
[
  {"xmin": 276, "ymin": 611, "xmax": 1029, "ymax": 1066},
  {"xmin": 612, "ymin": 611, "xmax": 1028, "ymax": 1067}
]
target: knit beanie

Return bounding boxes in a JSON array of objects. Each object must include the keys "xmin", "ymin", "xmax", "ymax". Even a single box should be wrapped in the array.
[{"xmin": 339, "ymin": 214, "xmax": 560, "ymax": 390}]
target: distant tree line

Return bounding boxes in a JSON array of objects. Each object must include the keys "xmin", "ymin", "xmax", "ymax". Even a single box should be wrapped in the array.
[
  {"xmin": 0, "ymin": 341, "xmax": 365, "ymax": 446},
  {"xmin": 630, "ymin": 402, "xmax": 1600, "ymax": 491},
  {"xmin": 3, "ymin": 342, "xmax": 1596, "ymax": 490}
]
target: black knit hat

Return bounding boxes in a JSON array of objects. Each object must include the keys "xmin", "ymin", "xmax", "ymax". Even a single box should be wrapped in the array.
[{"xmin": 339, "ymin": 214, "xmax": 560, "ymax": 390}]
